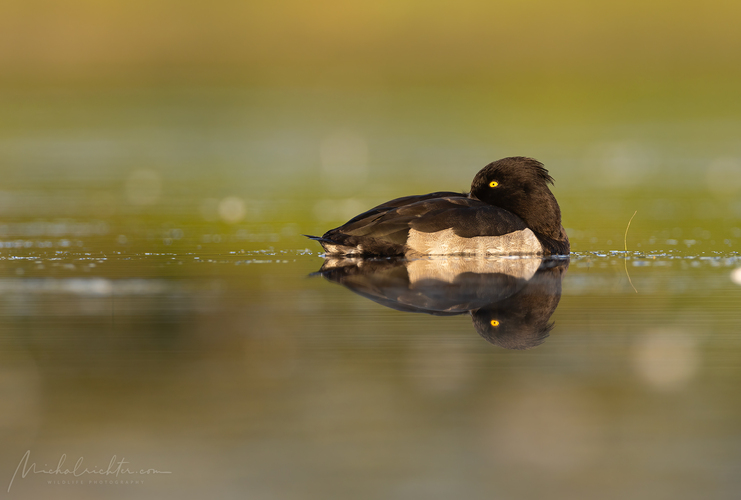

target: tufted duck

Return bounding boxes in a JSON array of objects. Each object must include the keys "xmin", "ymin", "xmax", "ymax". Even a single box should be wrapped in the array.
[{"xmin": 307, "ymin": 157, "xmax": 570, "ymax": 256}]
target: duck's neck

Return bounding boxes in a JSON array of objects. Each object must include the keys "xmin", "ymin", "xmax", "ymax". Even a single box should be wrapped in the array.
[
  {"xmin": 524, "ymin": 191, "xmax": 563, "ymax": 239},
  {"xmin": 509, "ymin": 188, "xmax": 570, "ymax": 254},
  {"xmin": 530, "ymin": 192, "xmax": 570, "ymax": 254}
]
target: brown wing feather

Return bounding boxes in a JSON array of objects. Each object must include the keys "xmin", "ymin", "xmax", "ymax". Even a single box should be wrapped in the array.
[{"xmin": 319, "ymin": 195, "xmax": 529, "ymax": 255}]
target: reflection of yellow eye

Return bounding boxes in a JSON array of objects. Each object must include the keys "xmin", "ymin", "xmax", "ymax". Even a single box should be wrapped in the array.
[
  {"xmin": 490, "ymin": 319, "xmax": 500, "ymax": 327},
  {"xmin": 489, "ymin": 180, "xmax": 499, "ymax": 188}
]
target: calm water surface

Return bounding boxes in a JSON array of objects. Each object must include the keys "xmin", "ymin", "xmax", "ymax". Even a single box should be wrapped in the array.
[
  {"xmin": 1, "ymin": 246, "xmax": 741, "ymax": 499},
  {"xmin": 2, "ymin": 86, "xmax": 741, "ymax": 499}
]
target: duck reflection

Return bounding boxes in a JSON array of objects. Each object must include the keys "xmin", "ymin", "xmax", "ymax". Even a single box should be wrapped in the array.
[{"xmin": 315, "ymin": 256, "xmax": 568, "ymax": 350}]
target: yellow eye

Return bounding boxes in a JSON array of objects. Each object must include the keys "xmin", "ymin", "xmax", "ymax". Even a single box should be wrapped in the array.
[
  {"xmin": 490, "ymin": 319, "xmax": 500, "ymax": 327},
  {"xmin": 489, "ymin": 180, "xmax": 499, "ymax": 188}
]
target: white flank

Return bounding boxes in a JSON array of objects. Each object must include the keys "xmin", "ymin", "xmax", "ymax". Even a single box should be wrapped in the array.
[{"xmin": 406, "ymin": 228, "xmax": 543, "ymax": 256}]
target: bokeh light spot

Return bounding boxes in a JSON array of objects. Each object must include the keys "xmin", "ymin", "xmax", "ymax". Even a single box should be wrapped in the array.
[
  {"xmin": 124, "ymin": 169, "xmax": 161, "ymax": 206},
  {"xmin": 632, "ymin": 330, "xmax": 700, "ymax": 391},
  {"xmin": 218, "ymin": 196, "xmax": 246, "ymax": 224},
  {"xmin": 706, "ymin": 157, "xmax": 741, "ymax": 196},
  {"xmin": 731, "ymin": 267, "xmax": 741, "ymax": 286}
]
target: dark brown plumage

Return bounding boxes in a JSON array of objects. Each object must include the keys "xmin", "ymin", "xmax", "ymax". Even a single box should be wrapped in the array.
[{"xmin": 307, "ymin": 157, "xmax": 570, "ymax": 256}]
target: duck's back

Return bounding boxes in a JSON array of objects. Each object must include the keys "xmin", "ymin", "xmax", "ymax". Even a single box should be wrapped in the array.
[{"xmin": 316, "ymin": 192, "xmax": 543, "ymax": 256}]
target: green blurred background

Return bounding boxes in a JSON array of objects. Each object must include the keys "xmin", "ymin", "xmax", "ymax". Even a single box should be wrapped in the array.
[{"xmin": 1, "ymin": 0, "xmax": 741, "ymax": 255}]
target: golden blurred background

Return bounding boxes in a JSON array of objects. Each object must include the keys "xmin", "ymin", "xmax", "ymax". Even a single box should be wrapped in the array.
[{"xmin": 2, "ymin": 0, "xmax": 740, "ymax": 85}]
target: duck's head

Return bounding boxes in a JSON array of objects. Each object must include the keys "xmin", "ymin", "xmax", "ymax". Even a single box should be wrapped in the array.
[
  {"xmin": 471, "ymin": 308, "xmax": 554, "ymax": 350},
  {"xmin": 469, "ymin": 157, "xmax": 563, "ymax": 240}
]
